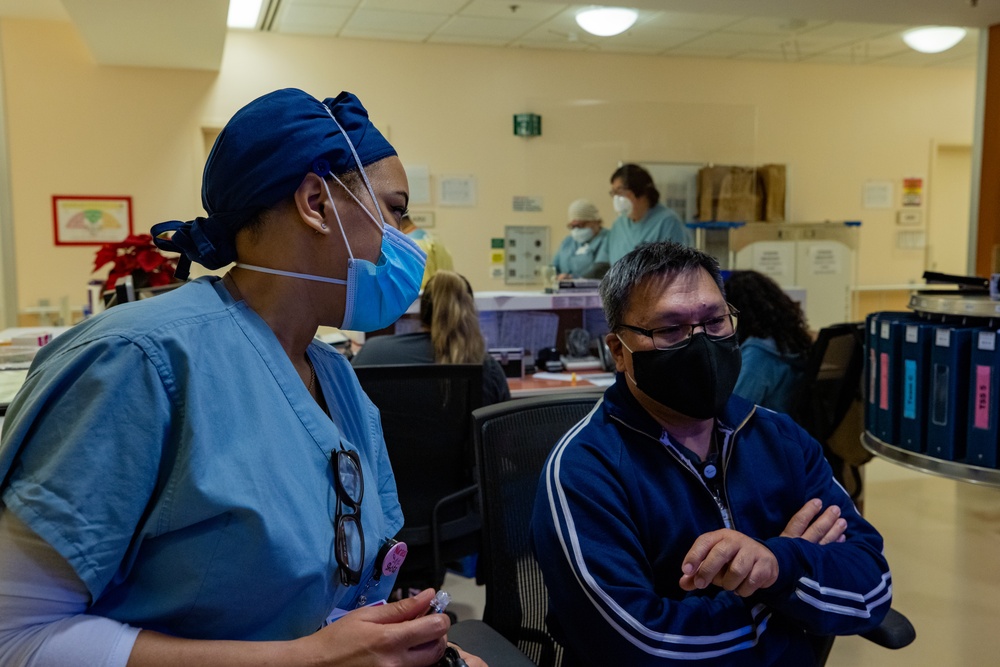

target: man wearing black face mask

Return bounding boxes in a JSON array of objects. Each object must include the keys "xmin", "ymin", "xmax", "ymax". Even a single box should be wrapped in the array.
[{"xmin": 531, "ymin": 242, "xmax": 892, "ymax": 666}]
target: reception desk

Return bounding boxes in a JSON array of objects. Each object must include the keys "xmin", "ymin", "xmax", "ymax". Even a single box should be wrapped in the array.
[{"xmin": 507, "ymin": 370, "xmax": 614, "ymax": 398}]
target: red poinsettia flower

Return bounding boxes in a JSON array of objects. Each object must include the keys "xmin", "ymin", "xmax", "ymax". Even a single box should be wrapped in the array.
[{"xmin": 93, "ymin": 233, "xmax": 179, "ymax": 291}]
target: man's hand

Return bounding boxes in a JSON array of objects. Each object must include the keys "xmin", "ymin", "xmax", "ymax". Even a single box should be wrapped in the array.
[
  {"xmin": 679, "ymin": 530, "xmax": 779, "ymax": 598},
  {"xmin": 781, "ymin": 498, "xmax": 847, "ymax": 545}
]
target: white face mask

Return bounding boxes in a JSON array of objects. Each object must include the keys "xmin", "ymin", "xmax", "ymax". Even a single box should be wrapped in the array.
[
  {"xmin": 613, "ymin": 195, "xmax": 633, "ymax": 216},
  {"xmin": 570, "ymin": 227, "xmax": 595, "ymax": 244}
]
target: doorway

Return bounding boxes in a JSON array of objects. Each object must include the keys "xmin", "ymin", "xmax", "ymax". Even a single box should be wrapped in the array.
[{"xmin": 926, "ymin": 143, "xmax": 973, "ymax": 274}]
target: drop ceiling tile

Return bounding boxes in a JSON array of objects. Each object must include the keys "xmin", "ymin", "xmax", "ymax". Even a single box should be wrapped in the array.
[
  {"xmin": 461, "ymin": 0, "xmax": 566, "ymax": 21},
  {"xmin": 722, "ymin": 16, "xmax": 831, "ymax": 36},
  {"xmin": 344, "ymin": 8, "xmax": 449, "ymax": 34},
  {"xmin": 665, "ymin": 45, "xmax": 747, "ymax": 59},
  {"xmin": 434, "ymin": 15, "xmax": 539, "ymax": 40},
  {"xmin": 679, "ymin": 31, "xmax": 780, "ymax": 52},
  {"xmin": 646, "ymin": 11, "xmax": 742, "ymax": 32},
  {"xmin": 360, "ymin": 0, "xmax": 465, "ymax": 12},
  {"xmin": 336, "ymin": 29, "xmax": 427, "ymax": 42},
  {"xmin": 426, "ymin": 33, "xmax": 510, "ymax": 47},
  {"xmin": 274, "ymin": 4, "xmax": 353, "ymax": 34},
  {"xmin": 802, "ymin": 21, "xmax": 910, "ymax": 41},
  {"xmin": 513, "ymin": 39, "xmax": 592, "ymax": 52},
  {"xmin": 599, "ymin": 27, "xmax": 707, "ymax": 50}
]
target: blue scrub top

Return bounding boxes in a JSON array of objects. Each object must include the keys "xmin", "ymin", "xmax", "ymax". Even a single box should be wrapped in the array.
[
  {"xmin": 607, "ymin": 203, "xmax": 692, "ymax": 265},
  {"xmin": 552, "ymin": 229, "xmax": 610, "ymax": 278},
  {"xmin": 0, "ymin": 277, "xmax": 402, "ymax": 641},
  {"xmin": 733, "ymin": 336, "xmax": 806, "ymax": 414}
]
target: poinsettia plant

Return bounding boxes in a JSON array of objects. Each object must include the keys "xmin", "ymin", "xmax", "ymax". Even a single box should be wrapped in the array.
[{"xmin": 93, "ymin": 234, "xmax": 178, "ymax": 291}]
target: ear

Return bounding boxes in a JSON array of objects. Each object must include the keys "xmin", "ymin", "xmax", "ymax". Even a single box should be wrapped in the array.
[
  {"xmin": 293, "ymin": 172, "xmax": 332, "ymax": 234},
  {"xmin": 605, "ymin": 332, "xmax": 628, "ymax": 373}
]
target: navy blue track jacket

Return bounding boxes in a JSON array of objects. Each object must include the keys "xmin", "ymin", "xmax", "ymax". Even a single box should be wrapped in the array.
[{"xmin": 531, "ymin": 376, "xmax": 891, "ymax": 665}]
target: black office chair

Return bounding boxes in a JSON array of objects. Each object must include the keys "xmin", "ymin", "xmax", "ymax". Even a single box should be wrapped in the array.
[
  {"xmin": 354, "ymin": 363, "xmax": 484, "ymax": 592},
  {"xmin": 473, "ymin": 390, "xmax": 915, "ymax": 667},
  {"xmin": 791, "ymin": 322, "xmax": 870, "ymax": 503},
  {"xmin": 472, "ymin": 392, "xmax": 604, "ymax": 667}
]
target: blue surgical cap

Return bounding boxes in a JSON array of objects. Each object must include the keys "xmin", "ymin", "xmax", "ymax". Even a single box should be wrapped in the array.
[{"xmin": 152, "ymin": 88, "xmax": 396, "ymax": 277}]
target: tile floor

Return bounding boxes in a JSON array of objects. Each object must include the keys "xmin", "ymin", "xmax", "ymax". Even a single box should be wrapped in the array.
[{"xmin": 443, "ymin": 458, "xmax": 1000, "ymax": 666}]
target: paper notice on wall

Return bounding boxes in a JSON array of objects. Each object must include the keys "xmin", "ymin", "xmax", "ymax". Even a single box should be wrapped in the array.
[
  {"xmin": 403, "ymin": 164, "xmax": 431, "ymax": 205},
  {"xmin": 807, "ymin": 245, "xmax": 841, "ymax": 275},
  {"xmin": 750, "ymin": 243, "xmax": 793, "ymax": 280},
  {"xmin": 439, "ymin": 174, "xmax": 477, "ymax": 207},
  {"xmin": 863, "ymin": 181, "xmax": 893, "ymax": 209}
]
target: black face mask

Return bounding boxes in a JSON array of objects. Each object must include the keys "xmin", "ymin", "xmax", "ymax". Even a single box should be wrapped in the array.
[{"xmin": 625, "ymin": 334, "xmax": 742, "ymax": 419}]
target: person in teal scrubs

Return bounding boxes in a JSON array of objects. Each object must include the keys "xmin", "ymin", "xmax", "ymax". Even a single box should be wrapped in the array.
[
  {"xmin": 552, "ymin": 199, "xmax": 610, "ymax": 279},
  {"xmin": 0, "ymin": 89, "xmax": 483, "ymax": 667},
  {"xmin": 607, "ymin": 163, "xmax": 692, "ymax": 264}
]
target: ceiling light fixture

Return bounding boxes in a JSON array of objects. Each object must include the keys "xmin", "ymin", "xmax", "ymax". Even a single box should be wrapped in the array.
[
  {"xmin": 902, "ymin": 26, "xmax": 967, "ymax": 53},
  {"xmin": 228, "ymin": 0, "xmax": 264, "ymax": 29},
  {"xmin": 575, "ymin": 7, "xmax": 639, "ymax": 37}
]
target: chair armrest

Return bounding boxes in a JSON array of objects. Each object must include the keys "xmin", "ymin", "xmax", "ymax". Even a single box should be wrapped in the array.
[
  {"xmin": 448, "ymin": 620, "xmax": 536, "ymax": 667},
  {"xmin": 860, "ymin": 608, "xmax": 916, "ymax": 649}
]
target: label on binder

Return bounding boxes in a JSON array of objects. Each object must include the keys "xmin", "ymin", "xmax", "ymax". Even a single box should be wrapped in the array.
[
  {"xmin": 905, "ymin": 325, "xmax": 919, "ymax": 344},
  {"xmin": 974, "ymin": 365, "xmax": 991, "ymax": 430},
  {"xmin": 880, "ymin": 322, "xmax": 891, "ymax": 339},
  {"xmin": 935, "ymin": 329, "xmax": 951, "ymax": 347},
  {"xmin": 869, "ymin": 348, "xmax": 876, "ymax": 405},
  {"xmin": 978, "ymin": 331, "xmax": 996, "ymax": 351},
  {"xmin": 879, "ymin": 352, "xmax": 890, "ymax": 410},
  {"xmin": 903, "ymin": 359, "xmax": 917, "ymax": 420}
]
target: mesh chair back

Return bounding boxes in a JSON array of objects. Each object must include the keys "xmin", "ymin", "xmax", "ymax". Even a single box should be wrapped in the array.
[
  {"xmin": 793, "ymin": 323, "xmax": 865, "ymax": 443},
  {"xmin": 473, "ymin": 392, "xmax": 604, "ymax": 667},
  {"xmin": 354, "ymin": 363, "xmax": 484, "ymax": 588}
]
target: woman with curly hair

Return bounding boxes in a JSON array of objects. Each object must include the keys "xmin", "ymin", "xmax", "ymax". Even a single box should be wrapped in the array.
[{"xmin": 724, "ymin": 270, "xmax": 813, "ymax": 413}]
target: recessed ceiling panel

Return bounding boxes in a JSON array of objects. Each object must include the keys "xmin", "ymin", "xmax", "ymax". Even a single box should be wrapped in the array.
[
  {"xmin": 275, "ymin": 3, "xmax": 353, "ymax": 35},
  {"xmin": 344, "ymin": 8, "xmax": 450, "ymax": 34},
  {"xmin": 462, "ymin": 0, "xmax": 567, "ymax": 21},
  {"xmin": 361, "ymin": 0, "xmax": 466, "ymax": 12},
  {"xmin": 434, "ymin": 15, "xmax": 539, "ymax": 40}
]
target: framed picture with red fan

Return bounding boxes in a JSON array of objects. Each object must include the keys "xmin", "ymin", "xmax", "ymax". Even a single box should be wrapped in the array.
[{"xmin": 52, "ymin": 195, "xmax": 133, "ymax": 246}]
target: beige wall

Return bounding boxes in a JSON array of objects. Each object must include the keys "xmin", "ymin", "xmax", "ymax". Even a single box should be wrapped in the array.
[{"xmin": 0, "ymin": 19, "xmax": 977, "ymax": 313}]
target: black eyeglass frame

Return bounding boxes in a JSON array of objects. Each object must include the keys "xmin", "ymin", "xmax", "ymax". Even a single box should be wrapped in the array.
[
  {"xmin": 619, "ymin": 305, "xmax": 740, "ymax": 351},
  {"xmin": 333, "ymin": 448, "xmax": 365, "ymax": 587}
]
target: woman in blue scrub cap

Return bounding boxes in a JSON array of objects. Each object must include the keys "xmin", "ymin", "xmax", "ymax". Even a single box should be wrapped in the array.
[{"xmin": 0, "ymin": 89, "xmax": 484, "ymax": 667}]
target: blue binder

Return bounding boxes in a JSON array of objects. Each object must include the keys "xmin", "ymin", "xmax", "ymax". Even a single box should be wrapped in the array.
[
  {"xmin": 874, "ymin": 313, "xmax": 917, "ymax": 445},
  {"xmin": 966, "ymin": 329, "xmax": 1000, "ymax": 469},
  {"xmin": 864, "ymin": 314, "xmax": 879, "ymax": 434},
  {"xmin": 926, "ymin": 326, "xmax": 973, "ymax": 461},
  {"xmin": 897, "ymin": 322, "xmax": 934, "ymax": 453}
]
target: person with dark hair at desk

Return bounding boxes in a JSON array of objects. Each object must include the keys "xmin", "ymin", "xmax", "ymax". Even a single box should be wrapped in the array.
[
  {"xmin": 724, "ymin": 270, "xmax": 812, "ymax": 413},
  {"xmin": 353, "ymin": 270, "xmax": 510, "ymax": 407},
  {"xmin": 532, "ymin": 241, "xmax": 890, "ymax": 666},
  {"xmin": 607, "ymin": 163, "xmax": 692, "ymax": 264},
  {"xmin": 0, "ymin": 88, "xmax": 486, "ymax": 667}
]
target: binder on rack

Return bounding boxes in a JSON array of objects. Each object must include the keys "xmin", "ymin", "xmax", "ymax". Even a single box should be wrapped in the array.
[
  {"xmin": 864, "ymin": 314, "xmax": 879, "ymax": 435},
  {"xmin": 927, "ymin": 326, "xmax": 973, "ymax": 461},
  {"xmin": 898, "ymin": 322, "xmax": 934, "ymax": 453},
  {"xmin": 874, "ymin": 313, "xmax": 917, "ymax": 445},
  {"xmin": 966, "ymin": 329, "xmax": 1000, "ymax": 469}
]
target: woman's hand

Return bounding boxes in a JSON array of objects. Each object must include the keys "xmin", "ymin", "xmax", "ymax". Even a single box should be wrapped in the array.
[{"xmin": 296, "ymin": 588, "xmax": 450, "ymax": 667}]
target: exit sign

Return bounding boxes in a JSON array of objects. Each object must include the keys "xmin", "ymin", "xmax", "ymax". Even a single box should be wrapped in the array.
[{"xmin": 513, "ymin": 113, "xmax": 541, "ymax": 137}]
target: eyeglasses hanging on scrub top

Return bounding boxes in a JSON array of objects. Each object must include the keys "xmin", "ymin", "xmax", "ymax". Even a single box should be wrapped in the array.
[{"xmin": 333, "ymin": 447, "xmax": 365, "ymax": 586}]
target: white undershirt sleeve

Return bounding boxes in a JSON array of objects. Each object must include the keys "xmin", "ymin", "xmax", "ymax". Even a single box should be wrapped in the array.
[{"xmin": 0, "ymin": 506, "xmax": 140, "ymax": 667}]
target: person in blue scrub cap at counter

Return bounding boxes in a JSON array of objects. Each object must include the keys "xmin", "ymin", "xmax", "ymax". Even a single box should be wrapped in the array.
[
  {"xmin": 607, "ymin": 163, "xmax": 692, "ymax": 265},
  {"xmin": 552, "ymin": 199, "xmax": 610, "ymax": 280},
  {"xmin": 0, "ymin": 88, "xmax": 485, "ymax": 667}
]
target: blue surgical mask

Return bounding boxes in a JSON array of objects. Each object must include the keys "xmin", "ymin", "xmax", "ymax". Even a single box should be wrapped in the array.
[
  {"xmin": 236, "ymin": 113, "xmax": 426, "ymax": 332},
  {"xmin": 570, "ymin": 227, "xmax": 595, "ymax": 244}
]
